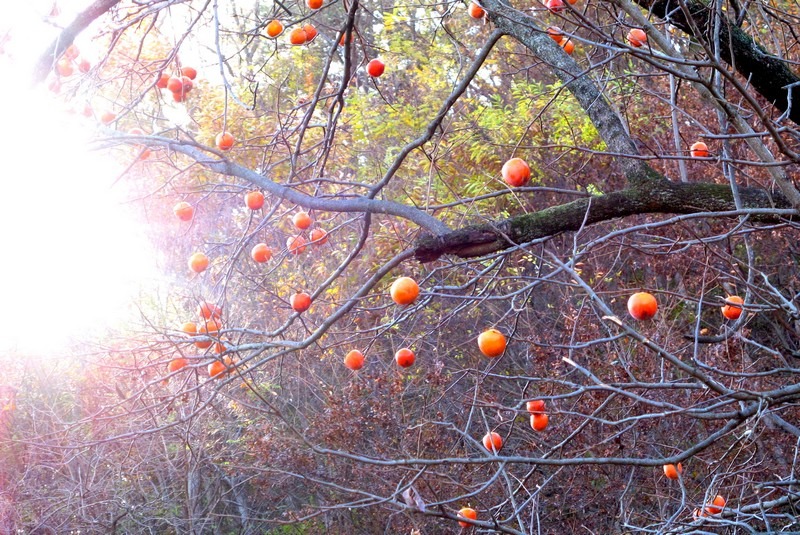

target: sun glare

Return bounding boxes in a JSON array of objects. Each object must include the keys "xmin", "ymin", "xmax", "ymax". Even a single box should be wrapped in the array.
[{"xmin": 0, "ymin": 14, "xmax": 159, "ymax": 356}]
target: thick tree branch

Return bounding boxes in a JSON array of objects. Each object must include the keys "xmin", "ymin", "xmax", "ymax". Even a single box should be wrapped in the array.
[
  {"xmin": 33, "ymin": 0, "xmax": 122, "ymax": 84},
  {"xmin": 414, "ymin": 181, "xmax": 795, "ymax": 262},
  {"xmin": 635, "ymin": 0, "xmax": 800, "ymax": 126}
]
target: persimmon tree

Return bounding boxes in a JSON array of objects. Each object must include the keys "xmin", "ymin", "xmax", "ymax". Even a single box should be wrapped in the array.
[{"xmin": 4, "ymin": 0, "xmax": 800, "ymax": 532}]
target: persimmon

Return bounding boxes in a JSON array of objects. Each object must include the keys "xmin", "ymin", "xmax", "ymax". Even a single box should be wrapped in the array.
[
  {"xmin": 197, "ymin": 301, "xmax": 222, "ymax": 319},
  {"xmin": 663, "ymin": 463, "xmax": 683, "ymax": 480},
  {"xmin": 64, "ymin": 44, "xmax": 80, "ymax": 60},
  {"xmin": 288, "ymin": 27, "xmax": 307, "ymax": 45},
  {"xmin": 215, "ymin": 132, "xmax": 235, "ymax": 151},
  {"xmin": 721, "ymin": 295, "xmax": 744, "ymax": 320},
  {"xmin": 547, "ymin": 26, "xmax": 564, "ymax": 43},
  {"xmin": 307, "ymin": 0, "xmax": 323, "ymax": 9},
  {"xmin": 198, "ymin": 318, "xmax": 221, "ymax": 336},
  {"xmin": 172, "ymin": 92, "xmax": 185, "ymax": 103},
  {"xmin": 705, "ymin": 494, "xmax": 725, "ymax": 515},
  {"xmin": 250, "ymin": 243, "xmax": 272, "ymax": 263},
  {"xmin": 77, "ymin": 58, "xmax": 90, "ymax": 73},
  {"xmin": 339, "ymin": 33, "xmax": 349, "ymax": 46},
  {"xmin": 545, "ymin": 0, "xmax": 564, "ymax": 12},
  {"xmin": 290, "ymin": 292, "xmax": 312, "ymax": 313},
  {"xmin": 367, "ymin": 58, "xmax": 385, "ymax": 77},
  {"xmin": 188, "ymin": 252, "xmax": 209, "ymax": 273},
  {"xmin": 390, "ymin": 276, "xmax": 420, "ymax": 305},
  {"xmin": 208, "ymin": 356, "xmax": 233, "ymax": 378},
  {"xmin": 286, "ymin": 235, "xmax": 307, "ymax": 255},
  {"xmin": 212, "ymin": 341, "xmax": 227, "ymax": 354},
  {"xmin": 156, "ymin": 73, "xmax": 170, "ymax": 88},
  {"xmin": 181, "ymin": 66, "xmax": 197, "ymax": 80},
  {"xmin": 531, "ymin": 413, "xmax": 549, "ymax": 431},
  {"xmin": 526, "ymin": 399, "xmax": 545, "ymax": 414},
  {"xmin": 173, "ymin": 201, "xmax": 194, "ymax": 221},
  {"xmin": 468, "ymin": 2, "xmax": 485, "ymax": 18},
  {"xmin": 561, "ymin": 39, "xmax": 574, "ymax": 55},
  {"xmin": 501, "ymin": 157, "xmax": 531, "ymax": 187},
  {"xmin": 394, "ymin": 348, "xmax": 415, "ymax": 367},
  {"xmin": 168, "ymin": 358, "xmax": 188, "ymax": 373},
  {"xmin": 309, "ymin": 228, "xmax": 328, "ymax": 245},
  {"xmin": 292, "ymin": 211, "xmax": 313, "ymax": 230},
  {"xmin": 181, "ymin": 321, "xmax": 198, "ymax": 335},
  {"xmin": 180, "ymin": 76, "xmax": 194, "ymax": 93},
  {"xmin": 344, "ymin": 350, "xmax": 365, "ymax": 370},
  {"xmin": 100, "ymin": 111, "xmax": 116, "ymax": 124},
  {"xmin": 457, "ymin": 507, "xmax": 477, "ymax": 528},
  {"xmin": 627, "ymin": 292, "xmax": 658, "ymax": 321},
  {"xmin": 266, "ymin": 19, "xmax": 284, "ymax": 38},
  {"xmin": 245, "ymin": 190, "xmax": 265, "ymax": 210},
  {"xmin": 166, "ymin": 76, "xmax": 183, "ymax": 93},
  {"xmin": 482, "ymin": 431, "xmax": 502, "ymax": 452},
  {"xmin": 690, "ymin": 141, "xmax": 709, "ymax": 158},
  {"xmin": 56, "ymin": 58, "xmax": 73, "ymax": 77},
  {"xmin": 627, "ymin": 28, "xmax": 647, "ymax": 47},
  {"xmin": 303, "ymin": 24, "xmax": 318, "ymax": 42},
  {"xmin": 477, "ymin": 328, "xmax": 506, "ymax": 357},
  {"xmin": 195, "ymin": 338, "xmax": 213, "ymax": 350}
]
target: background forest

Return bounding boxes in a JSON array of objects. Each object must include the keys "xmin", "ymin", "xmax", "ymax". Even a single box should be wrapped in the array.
[{"xmin": 0, "ymin": 0, "xmax": 799, "ymax": 533}]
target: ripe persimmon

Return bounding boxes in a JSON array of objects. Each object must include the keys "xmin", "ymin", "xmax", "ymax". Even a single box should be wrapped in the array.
[
  {"xmin": 309, "ymin": 228, "xmax": 328, "ymax": 245},
  {"xmin": 545, "ymin": 0, "xmax": 564, "ymax": 12},
  {"xmin": 501, "ymin": 157, "xmax": 531, "ymax": 187},
  {"xmin": 705, "ymin": 494, "xmax": 725, "ymax": 515},
  {"xmin": 99, "ymin": 111, "xmax": 116, "ymax": 125},
  {"xmin": 286, "ymin": 235, "xmax": 307, "ymax": 255},
  {"xmin": 216, "ymin": 132, "xmax": 235, "ymax": 151},
  {"xmin": 531, "ymin": 413, "xmax": 549, "ymax": 431},
  {"xmin": 690, "ymin": 141, "xmax": 709, "ymax": 158},
  {"xmin": 266, "ymin": 19, "xmax": 284, "ymax": 38},
  {"xmin": 245, "ymin": 191, "xmax": 265, "ymax": 210},
  {"xmin": 195, "ymin": 338, "xmax": 212, "ymax": 350},
  {"xmin": 344, "ymin": 350, "xmax": 365, "ymax": 370},
  {"xmin": 292, "ymin": 211, "xmax": 313, "ymax": 230},
  {"xmin": 394, "ymin": 348, "xmax": 415, "ymax": 367},
  {"xmin": 168, "ymin": 358, "xmax": 188, "ymax": 373},
  {"xmin": 251, "ymin": 243, "xmax": 272, "ymax": 263},
  {"xmin": 627, "ymin": 292, "xmax": 657, "ymax": 321},
  {"xmin": 663, "ymin": 463, "xmax": 683, "ymax": 480},
  {"xmin": 457, "ymin": 507, "xmax": 477, "ymax": 528},
  {"xmin": 468, "ymin": 2, "xmax": 485, "ymax": 18},
  {"xmin": 307, "ymin": 0, "xmax": 323, "ymax": 9},
  {"xmin": 197, "ymin": 301, "xmax": 222, "ymax": 319},
  {"xmin": 181, "ymin": 66, "xmax": 197, "ymax": 80},
  {"xmin": 156, "ymin": 73, "xmax": 170, "ymax": 88},
  {"xmin": 482, "ymin": 431, "xmax": 502, "ymax": 452},
  {"xmin": 208, "ymin": 356, "xmax": 233, "ymax": 378},
  {"xmin": 189, "ymin": 252, "xmax": 209, "ymax": 273},
  {"xmin": 721, "ymin": 295, "xmax": 744, "ymax": 320},
  {"xmin": 526, "ymin": 399, "xmax": 545, "ymax": 414},
  {"xmin": 56, "ymin": 58, "xmax": 73, "ymax": 77},
  {"xmin": 290, "ymin": 292, "xmax": 312, "ymax": 313},
  {"xmin": 181, "ymin": 321, "xmax": 198, "ymax": 335},
  {"xmin": 390, "ymin": 277, "xmax": 419, "ymax": 305},
  {"xmin": 198, "ymin": 318, "xmax": 221, "ymax": 336},
  {"xmin": 303, "ymin": 24, "xmax": 318, "ymax": 42},
  {"xmin": 547, "ymin": 26, "xmax": 564, "ymax": 43},
  {"xmin": 288, "ymin": 27, "xmax": 307, "ymax": 45},
  {"xmin": 477, "ymin": 328, "xmax": 506, "ymax": 357},
  {"xmin": 64, "ymin": 44, "xmax": 80, "ymax": 60},
  {"xmin": 77, "ymin": 58, "xmax": 90, "ymax": 73},
  {"xmin": 166, "ymin": 76, "xmax": 183, "ymax": 93},
  {"xmin": 561, "ymin": 39, "xmax": 574, "ymax": 55},
  {"xmin": 627, "ymin": 28, "xmax": 647, "ymax": 47},
  {"xmin": 180, "ymin": 76, "xmax": 194, "ymax": 93},
  {"xmin": 173, "ymin": 201, "xmax": 194, "ymax": 221},
  {"xmin": 367, "ymin": 59, "xmax": 385, "ymax": 77}
]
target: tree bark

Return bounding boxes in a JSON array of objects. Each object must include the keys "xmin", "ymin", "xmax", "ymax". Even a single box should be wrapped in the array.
[
  {"xmin": 415, "ymin": 181, "xmax": 792, "ymax": 262},
  {"xmin": 635, "ymin": 0, "xmax": 800, "ymax": 126}
]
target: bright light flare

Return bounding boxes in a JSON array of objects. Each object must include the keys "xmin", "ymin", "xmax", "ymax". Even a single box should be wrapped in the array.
[{"xmin": 0, "ymin": 78, "xmax": 158, "ymax": 356}]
